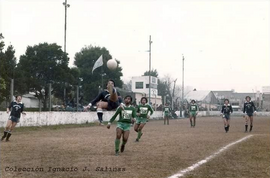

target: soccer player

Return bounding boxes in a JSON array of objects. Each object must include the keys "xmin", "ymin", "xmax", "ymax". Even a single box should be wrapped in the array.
[
  {"xmin": 85, "ymin": 79, "xmax": 122, "ymax": 125},
  {"xmin": 1, "ymin": 95, "xmax": 26, "ymax": 142},
  {"xmin": 220, "ymin": 99, "xmax": 233, "ymax": 133},
  {"xmin": 243, "ymin": 96, "xmax": 257, "ymax": 132},
  {"xmin": 188, "ymin": 100, "xmax": 199, "ymax": 128},
  {"xmin": 134, "ymin": 97, "xmax": 154, "ymax": 142},
  {"xmin": 107, "ymin": 95, "xmax": 136, "ymax": 156},
  {"xmin": 163, "ymin": 103, "xmax": 171, "ymax": 125}
]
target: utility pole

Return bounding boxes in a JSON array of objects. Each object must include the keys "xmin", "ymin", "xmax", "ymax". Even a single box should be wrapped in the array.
[
  {"xmin": 63, "ymin": 0, "xmax": 70, "ymax": 104},
  {"xmin": 180, "ymin": 54, "xmax": 185, "ymax": 117},
  {"xmin": 172, "ymin": 78, "xmax": 177, "ymax": 110},
  {"xmin": 149, "ymin": 35, "xmax": 152, "ymax": 104},
  {"xmin": 49, "ymin": 83, "xmax": 52, "ymax": 111}
]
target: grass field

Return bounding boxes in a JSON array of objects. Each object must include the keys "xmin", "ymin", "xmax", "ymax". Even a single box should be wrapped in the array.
[{"xmin": 1, "ymin": 117, "xmax": 269, "ymax": 178}]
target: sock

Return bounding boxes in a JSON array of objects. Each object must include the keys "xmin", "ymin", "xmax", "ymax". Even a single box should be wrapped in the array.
[
  {"xmin": 2, "ymin": 131, "xmax": 8, "ymax": 139},
  {"xmin": 167, "ymin": 119, "xmax": 169, "ymax": 125},
  {"xmin": 122, "ymin": 141, "xmax": 127, "ymax": 146},
  {"xmin": 250, "ymin": 125, "xmax": 253, "ymax": 131},
  {"xmin": 97, "ymin": 109, "xmax": 103, "ymax": 123},
  {"xmin": 6, "ymin": 131, "xmax": 12, "ymax": 141},
  {"xmin": 194, "ymin": 120, "xmax": 196, "ymax": 127},
  {"xmin": 115, "ymin": 139, "xmax": 120, "ymax": 152},
  {"xmin": 224, "ymin": 126, "xmax": 227, "ymax": 131},
  {"xmin": 164, "ymin": 119, "xmax": 166, "ymax": 125},
  {"xmin": 227, "ymin": 125, "xmax": 230, "ymax": 131},
  {"xmin": 137, "ymin": 130, "xmax": 142, "ymax": 140},
  {"xmin": 190, "ymin": 120, "xmax": 193, "ymax": 127},
  {"xmin": 245, "ymin": 125, "xmax": 248, "ymax": 132}
]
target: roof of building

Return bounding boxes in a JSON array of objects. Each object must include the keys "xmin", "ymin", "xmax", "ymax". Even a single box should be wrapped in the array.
[{"xmin": 185, "ymin": 90, "xmax": 211, "ymax": 101}]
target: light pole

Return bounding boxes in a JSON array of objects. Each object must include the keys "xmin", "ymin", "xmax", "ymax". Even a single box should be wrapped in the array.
[
  {"xmin": 63, "ymin": 0, "xmax": 70, "ymax": 103},
  {"xmin": 148, "ymin": 35, "xmax": 152, "ymax": 104},
  {"xmin": 63, "ymin": 0, "xmax": 70, "ymax": 54}
]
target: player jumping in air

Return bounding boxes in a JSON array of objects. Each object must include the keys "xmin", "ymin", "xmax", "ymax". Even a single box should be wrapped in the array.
[
  {"xmin": 220, "ymin": 99, "xmax": 233, "ymax": 133},
  {"xmin": 134, "ymin": 97, "xmax": 154, "ymax": 142},
  {"xmin": 107, "ymin": 95, "xmax": 136, "ymax": 156},
  {"xmin": 243, "ymin": 96, "xmax": 257, "ymax": 132},
  {"xmin": 85, "ymin": 79, "xmax": 122, "ymax": 125},
  {"xmin": 188, "ymin": 100, "xmax": 199, "ymax": 128},
  {"xmin": 1, "ymin": 95, "xmax": 26, "ymax": 142},
  {"xmin": 163, "ymin": 103, "xmax": 171, "ymax": 125}
]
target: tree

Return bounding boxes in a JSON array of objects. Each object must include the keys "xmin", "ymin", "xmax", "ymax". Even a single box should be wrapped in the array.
[
  {"xmin": 143, "ymin": 69, "xmax": 158, "ymax": 77},
  {"xmin": 16, "ymin": 43, "xmax": 70, "ymax": 110},
  {"xmin": 0, "ymin": 35, "xmax": 17, "ymax": 106},
  {"xmin": 74, "ymin": 45, "xmax": 123, "ymax": 103}
]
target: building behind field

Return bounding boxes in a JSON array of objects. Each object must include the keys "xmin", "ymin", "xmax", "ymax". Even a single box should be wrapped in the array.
[
  {"xmin": 213, "ymin": 90, "xmax": 263, "ymax": 111},
  {"xmin": 131, "ymin": 76, "xmax": 162, "ymax": 107}
]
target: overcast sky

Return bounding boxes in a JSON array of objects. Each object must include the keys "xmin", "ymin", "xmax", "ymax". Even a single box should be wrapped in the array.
[{"xmin": 1, "ymin": 0, "xmax": 269, "ymax": 93}]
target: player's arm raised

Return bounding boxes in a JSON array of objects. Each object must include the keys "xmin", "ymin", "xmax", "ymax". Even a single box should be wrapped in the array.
[{"xmin": 107, "ymin": 107, "xmax": 121, "ymax": 129}]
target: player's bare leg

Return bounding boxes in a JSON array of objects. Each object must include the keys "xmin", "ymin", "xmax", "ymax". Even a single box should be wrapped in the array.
[
  {"xmin": 96, "ymin": 101, "xmax": 108, "ymax": 125},
  {"xmin": 245, "ymin": 116, "xmax": 249, "ymax": 132},
  {"xmin": 107, "ymin": 84, "xmax": 118, "ymax": 102},
  {"xmin": 6, "ymin": 122, "xmax": 17, "ymax": 141},
  {"xmin": 115, "ymin": 128, "xmax": 123, "ymax": 156},
  {"xmin": 227, "ymin": 119, "xmax": 230, "ymax": 132},
  {"xmin": 121, "ymin": 131, "xmax": 130, "ymax": 153},
  {"xmin": 223, "ymin": 118, "xmax": 227, "ymax": 132},
  {"xmin": 189, "ymin": 116, "xmax": 193, "ymax": 127},
  {"xmin": 167, "ymin": 116, "xmax": 169, "ymax": 125},
  {"xmin": 1, "ymin": 120, "xmax": 12, "ymax": 141},
  {"xmin": 193, "ymin": 117, "xmax": 196, "ymax": 127},
  {"xmin": 249, "ymin": 116, "xmax": 253, "ymax": 132},
  {"xmin": 164, "ymin": 117, "xmax": 166, "ymax": 125},
  {"xmin": 136, "ymin": 123, "xmax": 146, "ymax": 142},
  {"xmin": 134, "ymin": 124, "xmax": 139, "ymax": 132}
]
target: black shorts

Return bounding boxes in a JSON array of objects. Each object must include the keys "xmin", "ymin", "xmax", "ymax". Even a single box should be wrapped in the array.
[
  {"xmin": 222, "ymin": 114, "xmax": 230, "ymax": 120},
  {"xmin": 9, "ymin": 116, "xmax": 20, "ymax": 123},
  {"xmin": 246, "ymin": 113, "xmax": 253, "ymax": 117},
  {"xmin": 107, "ymin": 100, "xmax": 120, "ymax": 111}
]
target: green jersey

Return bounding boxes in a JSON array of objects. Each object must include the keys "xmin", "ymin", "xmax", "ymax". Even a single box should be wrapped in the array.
[
  {"xmin": 189, "ymin": 104, "xmax": 198, "ymax": 112},
  {"xmin": 109, "ymin": 105, "xmax": 136, "ymax": 124},
  {"xmin": 137, "ymin": 104, "xmax": 154, "ymax": 118},
  {"xmin": 163, "ymin": 106, "xmax": 171, "ymax": 114}
]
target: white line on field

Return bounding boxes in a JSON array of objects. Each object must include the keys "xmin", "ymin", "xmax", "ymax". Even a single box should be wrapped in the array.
[{"xmin": 167, "ymin": 135, "xmax": 253, "ymax": 178}]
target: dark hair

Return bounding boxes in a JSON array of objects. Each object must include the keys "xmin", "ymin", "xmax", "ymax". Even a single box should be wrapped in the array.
[
  {"xmin": 15, "ymin": 95, "xmax": 22, "ymax": 99},
  {"xmin": 141, "ymin": 97, "xmax": 148, "ymax": 103},
  {"xmin": 191, "ymin": 100, "xmax": 196, "ymax": 103},
  {"xmin": 124, "ymin": 95, "xmax": 133, "ymax": 102},
  {"xmin": 224, "ymin": 99, "xmax": 229, "ymax": 103},
  {"xmin": 245, "ymin": 96, "xmax": 251, "ymax": 100},
  {"xmin": 108, "ymin": 79, "xmax": 116, "ymax": 87}
]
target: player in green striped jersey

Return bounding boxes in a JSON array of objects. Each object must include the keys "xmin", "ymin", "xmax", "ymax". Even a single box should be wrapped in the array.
[
  {"xmin": 163, "ymin": 103, "xmax": 171, "ymax": 125},
  {"xmin": 188, "ymin": 100, "xmax": 199, "ymax": 128},
  {"xmin": 134, "ymin": 97, "xmax": 154, "ymax": 142},
  {"xmin": 107, "ymin": 95, "xmax": 136, "ymax": 156}
]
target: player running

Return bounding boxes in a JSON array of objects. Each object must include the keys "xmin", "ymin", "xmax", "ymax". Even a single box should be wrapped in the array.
[
  {"xmin": 85, "ymin": 79, "xmax": 122, "ymax": 125},
  {"xmin": 243, "ymin": 96, "xmax": 257, "ymax": 132},
  {"xmin": 134, "ymin": 97, "xmax": 154, "ymax": 142},
  {"xmin": 107, "ymin": 95, "xmax": 136, "ymax": 156},
  {"xmin": 163, "ymin": 103, "xmax": 171, "ymax": 125},
  {"xmin": 220, "ymin": 99, "xmax": 233, "ymax": 133},
  {"xmin": 1, "ymin": 95, "xmax": 26, "ymax": 142},
  {"xmin": 188, "ymin": 100, "xmax": 199, "ymax": 128}
]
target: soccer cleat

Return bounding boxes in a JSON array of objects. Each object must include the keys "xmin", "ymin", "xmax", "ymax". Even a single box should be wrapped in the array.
[
  {"xmin": 120, "ymin": 144, "xmax": 125, "ymax": 153},
  {"xmin": 1, "ymin": 131, "xmax": 8, "ymax": 141},
  {"xmin": 115, "ymin": 151, "xmax": 119, "ymax": 156},
  {"xmin": 99, "ymin": 122, "xmax": 104, "ymax": 126},
  {"xmin": 249, "ymin": 126, "xmax": 253, "ymax": 132},
  {"xmin": 6, "ymin": 133, "xmax": 11, "ymax": 141},
  {"xmin": 135, "ymin": 139, "xmax": 139, "ymax": 142}
]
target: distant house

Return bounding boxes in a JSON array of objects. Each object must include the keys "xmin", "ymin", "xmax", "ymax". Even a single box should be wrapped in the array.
[
  {"xmin": 22, "ymin": 94, "xmax": 39, "ymax": 108},
  {"xmin": 185, "ymin": 90, "xmax": 219, "ymax": 111}
]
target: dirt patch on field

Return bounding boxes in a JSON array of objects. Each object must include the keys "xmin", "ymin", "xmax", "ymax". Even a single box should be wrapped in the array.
[{"xmin": 1, "ymin": 117, "xmax": 269, "ymax": 178}]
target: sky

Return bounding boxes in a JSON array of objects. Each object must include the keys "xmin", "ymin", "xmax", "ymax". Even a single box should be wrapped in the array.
[{"xmin": 0, "ymin": 0, "xmax": 269, "ymax": 93}]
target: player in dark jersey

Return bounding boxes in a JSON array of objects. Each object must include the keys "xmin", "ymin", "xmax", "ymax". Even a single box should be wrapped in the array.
[
  {"xmin": 188, "ymin": 100, "xmax": 199, "ymax": 128},
  {"xmin": 220, "ymin": 99, "xmax": 233, "ymax": 133},
  {"xmin": 243, "ymin": 96, "xmax": 257, "ymax": 132},
  {"xmin": 134, "ymin": 97, "xmax": 153, "ymax": 142},
  {"xmin": 1, "ymin": 95, "xmax": 26, "ymax": 142},
  {"xmin": 85, "ymin": 79, "xmax": 122, "ymax": 125},
  {"xmin": 107, "ymin": 95, "xmax": 136, "ymax": 156}
]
